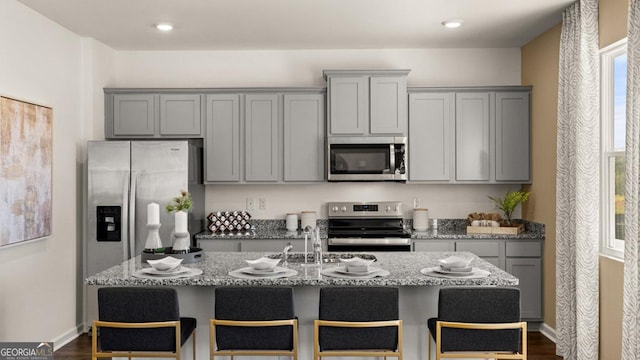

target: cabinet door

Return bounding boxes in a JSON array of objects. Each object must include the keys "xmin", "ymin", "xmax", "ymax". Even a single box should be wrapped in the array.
[
  {"xmin": 506, "ymin": 258, "xmax": 542, "ymax": 320},
  {"xmin": 245, "ymin": 94, "xmax": 279, "ymax": 181},
  {"xmin": 413, "ymin": 240, "xmax": 454, "ymax": 252},
  {"xmin": 455, "ymin": 93, "xmax": 490, "ymax": 181},
  {"xmin": 328, "ymin": 76, "xmax": 367, "ymax": 135},
  {"xmin": 197, "ymin": 240, "xmax": 240, "ymax": 252},
  {"xmin": 495, "ymin": 92, "xmax": 530, "ymax": 182},
  {"xmin": 370, "ymin": 76, "xmax": 407, "ymax": 135},
  {"xmin": 241, "ymin": 239, "xmax": 285, "ymax": 252},
  {"xmin": 205, "ymin": 94, "xmax": 241, "ymax": 182},
  {"xmin": 283, "ymin": 94, "xmax": 325, "ymax": 181},
  {"xmin": 113, "ymin": 94, "xmax": 155, "ymax": 136},
  {"xmin": 409, "ymin": 93, "xmax": 453, "ymax": 181},
  {"xmin": 160, "ymin": 94, "xmax": 202, "ymax": 136}
]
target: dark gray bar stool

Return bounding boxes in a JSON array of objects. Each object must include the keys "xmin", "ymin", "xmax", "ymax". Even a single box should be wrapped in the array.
[
  {"xmin": 427, "ymin": 287, "xmax": 527, "ymax": 360},
  {"xmin": 93, "ymin": 287, "xmax": 196, "ymax": 360},
  {"xmin": 314, "ymin": 286, "xmax": 403, "ymax": 360},
  {"xmin": 210, "ymin": 286, "xmax": 298, "ymax": 360}
]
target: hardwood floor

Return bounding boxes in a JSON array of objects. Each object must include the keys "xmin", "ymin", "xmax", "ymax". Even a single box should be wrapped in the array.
[{"xmin": 54, "ymin": 331, "xmax": 562, "ymax": 359}]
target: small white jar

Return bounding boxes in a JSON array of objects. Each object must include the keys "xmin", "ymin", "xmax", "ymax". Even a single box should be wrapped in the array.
[
  {"xmin": 413, "ymin": 208, "xmax": 429, "ymax": 231},
  {"xmin": 286, "ymin": 213, "xmax": 298, "ymax": 231}
]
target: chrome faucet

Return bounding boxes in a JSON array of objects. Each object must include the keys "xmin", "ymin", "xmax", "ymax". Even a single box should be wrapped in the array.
[{"xmin": 282, "ymin": 242, "xmax": 293, "ymax": 266}]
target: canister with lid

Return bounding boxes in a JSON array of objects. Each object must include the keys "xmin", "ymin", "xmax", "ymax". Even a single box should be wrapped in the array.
[{"xmin": 413, "ymin": 208, "xmax": 429, "ymax": 231}]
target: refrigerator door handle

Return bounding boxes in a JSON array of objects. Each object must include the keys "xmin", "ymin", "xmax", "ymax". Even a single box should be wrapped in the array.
[
  {"xmin": 121, "ymin": 171, "xmax": 130, "ymax": 262},
  {"xmin": 129, "ymin": 171, "xmax": 138, "ymax": 259}
]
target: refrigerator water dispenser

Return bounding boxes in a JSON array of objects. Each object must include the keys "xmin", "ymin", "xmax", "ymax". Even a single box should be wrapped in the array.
[{"xmin": 97, "ymin": 206, "xmax": 121, "ymax": 242}]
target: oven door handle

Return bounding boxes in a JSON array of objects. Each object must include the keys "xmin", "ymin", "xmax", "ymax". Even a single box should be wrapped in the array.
[{"xmin": 328, "ymin": 237, "xmax": 411, "ymax": 246}]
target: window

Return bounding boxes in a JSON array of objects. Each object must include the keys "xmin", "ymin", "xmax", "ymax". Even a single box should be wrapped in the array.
[{"xmin": 601, "ymin": 38, "xmax": 627, "ymax": 259}]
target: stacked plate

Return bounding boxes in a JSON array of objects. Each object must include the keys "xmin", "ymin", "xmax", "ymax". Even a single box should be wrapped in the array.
[
  {"xmin": 229, "ymin": 256, "xmax": 297, "ymax": 279},
  {"xmin": 420, "ymin": 255, "xmax": 489, "ymax": 278}
]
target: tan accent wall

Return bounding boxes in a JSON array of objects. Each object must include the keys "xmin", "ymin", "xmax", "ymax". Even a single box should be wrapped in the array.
[
  {"xmin": 521, "ymin": 0, "xmax": 629, "ymax": 356},
  {"xmin": 521, "ymin": 23, "xmax": 562, "ymax": 329},
  {"xmin": 600, "ymin": 0, "xmax": 629, "ymax": 48},
  {"xmin": 600, "ymin": 257, "xmax": 624, "ymax": 360}
]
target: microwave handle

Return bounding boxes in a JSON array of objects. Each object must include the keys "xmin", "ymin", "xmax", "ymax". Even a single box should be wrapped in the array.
[{"xmin": 389, "ymin": 144, "xmax": 396, "ymax": 173}]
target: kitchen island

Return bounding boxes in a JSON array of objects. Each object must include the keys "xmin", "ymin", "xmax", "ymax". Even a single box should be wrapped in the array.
[{"xmin": 86, "ymin": 251, "xmax": 518, "ymax": 360}]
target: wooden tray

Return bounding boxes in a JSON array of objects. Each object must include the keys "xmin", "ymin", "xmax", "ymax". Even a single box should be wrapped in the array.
[{"xmin": 466, "ymin": 224, "xmax": 524, "ymax": 235}]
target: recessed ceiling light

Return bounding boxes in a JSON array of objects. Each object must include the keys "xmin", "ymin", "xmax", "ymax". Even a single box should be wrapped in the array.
[
  {"xmin": 441, "ymin": 20, "xmax": 463, "ymax": 29},
  {"xmin": 156, "ymin": 23, "xmax": 174, "ymax": 32}
]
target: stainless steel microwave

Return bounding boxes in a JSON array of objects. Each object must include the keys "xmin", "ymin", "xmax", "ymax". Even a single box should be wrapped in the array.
[{"xmin": 327, "ymin": 136, "xmax": 407, "ymax": 181}]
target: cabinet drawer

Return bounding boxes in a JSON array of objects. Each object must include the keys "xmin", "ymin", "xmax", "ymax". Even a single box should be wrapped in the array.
[
  {"xmin": 506, "ymin": 241, "xmax": 541, "ymax": 257},
  {"xmin": 455, "ymin": 241, "xmax": 500, "ymax": 257},
  {"xmin": 413, "ymin": 240, "xmax": 454, "ymax": 252}
]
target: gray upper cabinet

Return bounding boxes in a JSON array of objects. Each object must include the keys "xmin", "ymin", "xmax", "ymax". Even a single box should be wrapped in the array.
[
  {"xmin": 159, "ymin": 94, "xmax": 202, "ymax": 136},
  {"xmin": 244, "ymin": 94, "xmax": 279, "ymax": 182},
  {"xmin": 105, "ymin": 90, "xmax": 204, "ymax": 138},
  {"xmin": 495, "ymin": 92, "xmax": 530, "ymax": 182},
  {"xmin": 205, "ymin": 94, "xmax": 241, "ymax": 182},
  {"xmin": 408, "ymin": 92, "xmax": 454, "ymax": 181},
  {"xmin": 111, "ymin": 94, "xmax": 155, "ymax": 137},
  {"xmin": 455, "ymin": 92, "xmax": 491, "ymax": 181},
  {"xmin": 327, "ymin": 76, "xmax": 367, "ymax": 135},
  {"xmin": 324, "ymin": 70, "xmax": 409, "ymax": 136},
  {"xmin": 283, "ymin": 94, "xmax": 326, "ymax": 181}
]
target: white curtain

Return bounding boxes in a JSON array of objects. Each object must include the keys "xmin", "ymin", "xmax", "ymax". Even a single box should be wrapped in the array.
[
  {"xmin": 555, "ymin": 0, "xmax": 600, "ymax": 359},
  {"xmin": 622, "ymin": 0, "xmax": 640, "ymax": 358}
]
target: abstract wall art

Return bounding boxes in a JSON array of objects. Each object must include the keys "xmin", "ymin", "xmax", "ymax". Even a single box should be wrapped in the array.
[{"xmin": 0, "ymin": 96, "xmax": 52, "ymax": 246}]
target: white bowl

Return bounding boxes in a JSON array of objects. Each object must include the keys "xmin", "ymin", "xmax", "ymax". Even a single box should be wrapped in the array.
[
  {"xmin": 339, "ymin": 256, "xmax": 375, "ymax": 268},
  {"xmin": 245, "ymin": 257, "xmax": 281, "ymax": 271},
  {"xmin": 346, "ymin": 265, "xmax": 371, "ymax": 273},
  {"xmin": 437, "ymin": 256, "xmax": 472, "ymax": 269},
  {"xmin": 147, "ymin": 256, "xmax": 183, "ymax": 272}
]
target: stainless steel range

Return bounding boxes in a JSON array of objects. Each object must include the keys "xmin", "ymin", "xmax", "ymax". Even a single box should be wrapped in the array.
[{"xmin": 327, "ymin": 201, "xmax": 411, "ymax": 251}]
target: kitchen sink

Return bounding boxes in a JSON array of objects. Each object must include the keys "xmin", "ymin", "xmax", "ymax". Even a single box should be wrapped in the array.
[{"xmin": 267, "ymin": 252, "xmax": 377, "ymax": 264}]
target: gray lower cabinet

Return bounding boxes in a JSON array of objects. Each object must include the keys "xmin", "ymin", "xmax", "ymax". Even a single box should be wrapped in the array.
[
  {"xmin": 197, "ymin": 239, "xmax": 304, "ymax": 252},
  {"xmin": 106, "ymin": 91, "xmax": 204, "ymax": 138},
  {"xmin": 283, "ymin": 94, "xmax": 325, "ymax": 181},
  {"xmin": 205, "ymin": 94, "xmax": 241, "ymax": 182},
  {"xmin": 413, "ymin": 238, "xmax": 543, "ymax": 321}
]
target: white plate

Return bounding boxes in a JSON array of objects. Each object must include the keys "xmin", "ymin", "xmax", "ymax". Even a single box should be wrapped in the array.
[
  {"xmin": 239, "ymin": 266, "xmax": 288, "ymax": 275},
  {"xmin": 431, "ymin": 266, "xmax": 478, "ymax": 276},
  {"xmin": 228, "ymin": 268, "xmax": 297, "ymax": 279},
  {"xmin": 420, "ymin": 267, "xmax": 490, "ymax": 279},
  {"xmin": 134, "ymin": 267, "xmax": 202, "ymax": 279},
  {"xmin": 140, "ymin": 266, "xmax": 190, "ymax": 276},
  {"xmin": 333, "ymin": 267, "xmax": 382, "ymax": 276}
]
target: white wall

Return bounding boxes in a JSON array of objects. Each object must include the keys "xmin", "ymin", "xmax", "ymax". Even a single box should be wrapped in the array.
[
  {"xmin": 111, "ymin": 48, "xmax": 522, "ymax": 220},
  {"xmin": 0, "ymin": 0, "xmax": 84, "ymax": 346}
]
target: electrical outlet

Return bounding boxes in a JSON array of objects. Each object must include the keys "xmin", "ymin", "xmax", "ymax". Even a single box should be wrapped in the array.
[
  {"xmin": 413, "ymin": 197, "xmax": 420, "ymax": 208},
  {"xmin": 246, "ymin": 197, "xmax": 255, "ymax": 210},
  {"xmin": 259, "ymin": 197, "xmax": 267, "ymax": 210}
]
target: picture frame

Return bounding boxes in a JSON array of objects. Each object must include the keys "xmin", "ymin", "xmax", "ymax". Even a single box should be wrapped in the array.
[{"xmin": 0, "ymin": 96, "xmax": 53, "ymax": 246}]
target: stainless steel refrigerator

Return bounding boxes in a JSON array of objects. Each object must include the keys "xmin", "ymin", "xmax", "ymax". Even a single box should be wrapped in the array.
[{"xmin": 85, "ymin": 140, "xmax": 204, "ymax": 277}]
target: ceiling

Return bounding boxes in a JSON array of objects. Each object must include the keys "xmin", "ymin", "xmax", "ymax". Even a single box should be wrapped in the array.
[{"xmin": 17, "ymin": 0, "xmax": 574, "ymax": 51}]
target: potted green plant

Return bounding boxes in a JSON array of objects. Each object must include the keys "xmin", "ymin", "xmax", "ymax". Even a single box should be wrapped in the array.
[
  {"xmin": 487, "ymin": 190, "xmax": 530, "ymax": 226},
  {"xmin": 166, "ymin": 190, "xmax": 193, "ymax": 213}
]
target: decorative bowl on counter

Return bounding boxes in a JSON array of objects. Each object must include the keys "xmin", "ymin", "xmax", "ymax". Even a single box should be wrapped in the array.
[
  {"xmin": 147, "ymin": 256, "xmax": 183, "ymax": 272},
  {"xmin": 245, "ymin": 257, "xmax": 281, "ymax": 271},
  {"xmin": 437, "ymin": 256, "xmax": 472, "ymax": 269}
]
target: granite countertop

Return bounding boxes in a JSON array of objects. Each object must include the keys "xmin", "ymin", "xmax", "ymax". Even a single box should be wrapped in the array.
[
  {"xmin": 85, "ymin": 251, "xmax": 518, "ymax": 287},
  {"xmin": 195, "ymin": 219, "xmax": 545, "ymax": 241}
]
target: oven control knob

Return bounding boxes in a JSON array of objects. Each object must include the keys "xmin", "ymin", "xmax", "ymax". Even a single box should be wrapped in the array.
[
  {"xmin": 331, "ymin": 206, "xmax": 339, "ymax": 212},
  {"xmin": 393, "ymin": 205, "xmax": 399, "ymax": 211},
  {"xmin": 340, "ymin": 206, "xmax": 347, "ymax": 212},
  {"xmin": 385, "ymin": 206, "xmax": 391, "ymax": 212}
]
